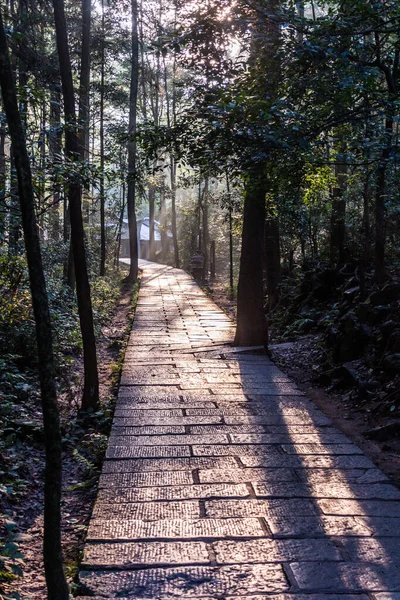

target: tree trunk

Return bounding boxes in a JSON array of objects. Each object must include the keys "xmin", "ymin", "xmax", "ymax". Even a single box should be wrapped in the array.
[
  {"xmin": 127, "ymin": 0, "xmax": 139, "ymax": 282},
  {"xmin": 0, "ymin": 12, "xmax": 69, "ymax": 598},
  {"xmin": 234, "ymin": 179, "xmax": 268, "ymax": 347},
  {"xmin": 265, "ymin": 215, "xmax": 281, "ymax": 311},
  {"xmin": 202, "ymin": 178, "xmax": 209, "ymax": 279},
  {"xmin": 49, "ymin": 86, "xmax": 62, "ymax": 241},
  {"xmin": 359, "ymin": 169, "xmax": 371, "ymax": 300},
  {"xmin": 159, "ymin": 174, "xmax": 168, "ymax": 262},
  {"xmin": 99, "ymin": 0, "xmax": 106, "ymax": 275},
  {"xmin": 170, "ymin": 154, "xmax": 179, "ymax": 267},
  {"xmin": 149, "ymin": 180, "xmax": 156, "ymax": 261},
  {"xmin": 226, "ymin": 175, "xmax": 234, "ymax": 298},
  {"xmin": 8, "ymin": 146, "xmax": 20, "ymax": 254},
  {"xmin": 78, "ymin": 0, "xmax": 91, "ymax": 163},
  {"xmin": 52, "ymin": 0, "xmax": 99, "ymax": 411},
  {"xmin": 330, "ymin": 156, "xmax": 347, "ymax": 265},
  {"xmin": 375, "ymin": 115, "xmax": 392, "ymax": 284},
  {"xmin": 0, "ymin": 119, "xmax": 6, "ymax": 243}
]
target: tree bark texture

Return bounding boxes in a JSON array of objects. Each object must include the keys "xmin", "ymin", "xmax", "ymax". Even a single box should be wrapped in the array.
[
  {"xmin": 0, "ymin": 12, "xmax": 69, "ymax": 599},
  {"xmin": 374, "ymin": 115, "xmax": 393, "ymax": 284},
  {"xmin": 49, "ymin": 86, "xmax": 62, "ymax": 241},
  {"xmin": 52, "ymin": 0, "xmax": 99, "ymax": 411},
  {"xmin": 234, "ymin": 180, "xmax": 268, "ymax": 347},
  {"xmin": 330, "ymin": 157, "xmax": 347, "ymax": 265},
  {"xmin": 99, "ymin": 0, "xmax": 106, "ymax": 275},
  {"xmin": 127, "ymin": 0, "xmax": 139, "ymax": 281},
  {"xmin": 170, "ymin": 154, "xmax": 179, "ymax": 267}
]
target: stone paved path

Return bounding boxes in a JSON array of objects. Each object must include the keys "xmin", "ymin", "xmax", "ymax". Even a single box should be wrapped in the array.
[{"xmin": 78, "ymin": 261, "xmax": 400, "ymax": 599}]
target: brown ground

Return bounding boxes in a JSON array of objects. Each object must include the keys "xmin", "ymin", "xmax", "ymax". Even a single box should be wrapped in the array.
[{"xmin": 0, "ymin": 277, "xmax": 137, "ymax": 599}]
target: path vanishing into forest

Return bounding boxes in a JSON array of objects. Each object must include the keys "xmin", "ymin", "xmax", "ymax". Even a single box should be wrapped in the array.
[{"xmin": 78, "ymin": 260, "xmax": 400, "ymax": 599}]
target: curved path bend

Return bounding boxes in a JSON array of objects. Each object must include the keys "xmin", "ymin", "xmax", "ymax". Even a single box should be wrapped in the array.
[{"xmin": 78, "ymin": 260, "xmax": 400, "ymax": 599}]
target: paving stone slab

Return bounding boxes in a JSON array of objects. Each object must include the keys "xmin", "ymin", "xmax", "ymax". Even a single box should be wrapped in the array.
[
  {"xmin": 109, "ymin": 425, "xmax": 186, "ymax": 436},
  {"xmin": 295, "ymin": 468, "xmax": 388, "ymax": 484},
  {"xmin": 266, "ymin": 515, "xmax": 383, "ymax": 537},
  {"xmin": 280, "ymin": 443, "xmax": 363, "ymax": 455},
  {"xmin": 113, "ymin": 409, "xmax": 184, "ymax": 417},
  {"xmin": 92, "ymin": 500, "xmax": 201, "ymax": 521},
  {"xmin": 254, "ymin": 482, "xmax": 400, "ymax": 500},
  {"xmin": 112, "ymin": 415, "xmax": 223, "ymax": 426},
  {"xmin": 98, "ymin": 470, "xmax": 193, "ymax": 488},
  {"xmin": 79, "ymin": 564, "xmax": 290, "ymax": 597},
  {"xmin": 317, "ymin": 498, "xmax": 400, "ymax": 517},
  {"xmin": 87, "ymin": 517, "xmax": 265, "ymax": 541},
  {"xmin": 107, "ymin": 434, "xmax": 229, "ymax": 446},
  {"xmin": 240, "ymin": 454, "xmax": 375, "ymax": 469},
  {"xmin": 289, "ymin": 561, "xmax": 400, "ymax": 591},
  {"xmin": 213, "ymin": 537, "xmax": 343, "ymax": 564},
  {"xmin": 198, "ymin": 468, "xmax": 298, "ymax": 484},
  {"xmin": 205, "ymin": 499, "xmax": 318, "ymax": 518},
  {"xmin": 338, "ymin": 538, "xmax": 400, "ymax": 564},
  {"xmin": 101, "ymin": 456, "xmax": 238, "ymax": 473},
  {"xmin": 83, "ymin": 540, "xmax": 210, "ymax": 569},
  {"xmin": 96, "ymin": 483, "xmax": 250, "ymax": 503},
  {"xmin": 190, "ymin": 424, "xmax": 268, "ymax": 434},
  {"xmin": 106, "ymin": 445, "xmax": 191, "ymax": 459},
  {"xmin": 192, "ymin": 444, "xmax": 282, "ymax": 457},
  {"xmin": 116, "ymin": 400, "xmax": 216, "ymax": 409},
  {"xmin": 229, "ymin": 433, "xmax": 349, "ymax": 445},
  {"xmin": 224, "ymin": 415, "xmax": 333, "ymax": 425}
]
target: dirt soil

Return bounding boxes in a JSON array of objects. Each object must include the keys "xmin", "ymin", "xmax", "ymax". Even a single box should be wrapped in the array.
[
  {"xmin": 206, "ymin": 278, "xmax": 400, "ymax": 488},
  {"xmin": 0, "ymin": 278, "xmax": 137, "ymax": 600}
]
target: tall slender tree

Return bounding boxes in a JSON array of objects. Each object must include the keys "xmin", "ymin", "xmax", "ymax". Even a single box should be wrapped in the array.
[
  {"xmin": 52, "ymin": 0, "xmax": 99, "ymax": 410},
  {"xmin": 127, "ymin": 0, "xmax": 139, "ymax": 281},
  {"xmin": 0, "ymin": 11, "xmax": 69, "ymax": 598}
]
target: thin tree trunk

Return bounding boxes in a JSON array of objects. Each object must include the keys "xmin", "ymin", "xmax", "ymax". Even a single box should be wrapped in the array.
[
  {"xmin": 0, "ymin": 13, "xmax": 69, "ymax": 598},
  {"xmin": 149, "ymin": 179, "xmax": 156, "ymax": 261},
  {"xmin": 0, "ymin": 119, "xmax": 6, "ymax": 243},
  {"xmin": 234, "ymin": 179, "xmax": 268, "ymax": 347},
  {"xmin": 8, "ymin": 146, "xmax": 20, "ymax": 254},
  {"xmin": 170, "ymin": 154, "xmax": 179, "ymax": 267},
  {"xmin": 330, "ymin": 154, "xmax": 347, "ymax": 265},
  {"xmin": 360, "ymin": 169, "xmax": 371, "ymax": 300},
  {"xmin": 49, "ymin": 86, "xmax": 62, "ymax": 241},
  {"xmin": 375, "ymin": 115, "xmax": 392, "ymax": 284},
  {"xmin": 78, "ymin": 0, "xmax": 91, "ymax": 163},
  {"xmin": 99, "ymin": 0, "xmax": 106, "ymax": 275},
  {"xmin": 127, "ymin": 0, "xmax": 139, "ymax": 282},
  {"xmin": 202, "ymin": 178, "xmax": 209, "ymax": 279},
  {"xmin": 52, "ymin": 0, "xmax": 99, "ymax": 411},
  {"xmin": 226, "ymin": 175, "xmax": 234, "ymax": 298}
]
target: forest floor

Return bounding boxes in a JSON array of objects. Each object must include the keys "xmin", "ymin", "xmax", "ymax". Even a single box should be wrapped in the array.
[
  {"xmin": 0, "ymin": 271, "xmax": 139, "ymax": 600},
  {"xmin": 207, "ymin": 279, "xmax": 400, "ymax": 489}
]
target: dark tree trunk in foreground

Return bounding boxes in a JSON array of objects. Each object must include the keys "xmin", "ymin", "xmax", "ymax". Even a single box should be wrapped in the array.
[
  {"xmin": 234, "ymin": 180, "xmax": 268, "ymax": 347},
  {"xmin": 265, "ymin": 215, "xmax": 281, "ymax": 311},
  {"xmin": 0, "ymin": 12, "xmax": 69, "ymax": 599},
  {"xmin": 127, "ymin": 0, "xmax": 139, "ymax": 281},
  {"xmin": 52, "ymin": 0, "xmax": 99, "ymax": 411}
]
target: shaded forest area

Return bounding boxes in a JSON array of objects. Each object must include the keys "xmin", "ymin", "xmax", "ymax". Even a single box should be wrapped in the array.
[{"xmin": 0, "ymin": 0, "xmax": 400, "ymax": 596}]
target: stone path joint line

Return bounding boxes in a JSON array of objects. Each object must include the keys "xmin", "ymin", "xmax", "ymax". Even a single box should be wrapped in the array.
[{"xmin": 78, "ymin": 260, "xmax": 400, "ymax": 599}]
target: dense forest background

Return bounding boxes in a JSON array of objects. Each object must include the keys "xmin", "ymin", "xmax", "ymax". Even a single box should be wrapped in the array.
[{"xmin": 1, "ymin": 0, "xmax": 400, "ymax": 596}]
